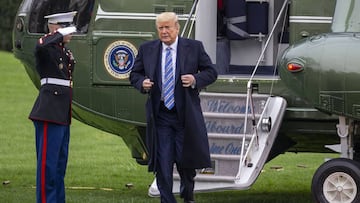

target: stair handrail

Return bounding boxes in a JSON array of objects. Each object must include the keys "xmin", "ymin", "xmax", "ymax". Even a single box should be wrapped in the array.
[
  {"xmin": 235, "ymin": 0, "xmax": 290, "ymax": 182},
  {"xmin": 249, "ymin": 0, "xmax": 289, "ymax": 81},
  {"xmin": 181, "ymin": 0, "xmax": 198, "ymax": 38}
]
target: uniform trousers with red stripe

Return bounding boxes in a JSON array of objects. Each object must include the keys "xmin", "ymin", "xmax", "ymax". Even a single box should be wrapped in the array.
[{"xmin": 34, "ymin": 121, "xmax": 70, "ymax": 203}]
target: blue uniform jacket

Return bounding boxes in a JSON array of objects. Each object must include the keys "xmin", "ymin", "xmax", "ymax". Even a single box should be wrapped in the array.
[{"xmin": 29, "ymin": 31, "xmax": 75, "ymax": 125}]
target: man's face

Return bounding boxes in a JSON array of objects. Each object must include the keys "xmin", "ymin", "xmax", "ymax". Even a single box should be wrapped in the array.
[
  {"xmin": 62, "ymin": 34, "xmax": 72, "ymax": 43},
  {"xmin": 156, "ymin": 20, "xmax": 179, "ymax": 45}
]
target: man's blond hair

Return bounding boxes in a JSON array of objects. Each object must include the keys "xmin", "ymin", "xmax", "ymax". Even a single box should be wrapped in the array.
[{"xmin": 156, "ymin": 12, "xmax": 180, "ymax": 29}]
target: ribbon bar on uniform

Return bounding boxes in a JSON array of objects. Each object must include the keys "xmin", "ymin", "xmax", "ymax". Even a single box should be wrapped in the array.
[{"xmin": 40, "ymin": 78, "xmax": 72, "ymax": 87}]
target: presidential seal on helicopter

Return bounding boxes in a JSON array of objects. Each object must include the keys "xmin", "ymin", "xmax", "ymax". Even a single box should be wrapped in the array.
[{"xmin": 104, "ymin": 40, "xmax": 137, "ymax": 79}]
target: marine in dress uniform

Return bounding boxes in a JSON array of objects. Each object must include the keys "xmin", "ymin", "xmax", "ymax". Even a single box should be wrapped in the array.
[{"xmin": 29, "ymin": 11, "xmax": 77, "ymax": 203}]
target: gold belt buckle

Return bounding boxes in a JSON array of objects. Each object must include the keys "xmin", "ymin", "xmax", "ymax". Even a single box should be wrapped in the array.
[{"xmin": 70, "ymin": 81, "xmax": 73, "ymax": 88}]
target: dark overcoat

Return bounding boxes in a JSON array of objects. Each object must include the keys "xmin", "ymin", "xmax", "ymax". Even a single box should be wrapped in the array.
[
  {"xmin": 130, "ymin": 37, "xmax": 218, "ymax": 172},
  {"xmin": 29, "ymin": 32, "xmax": 75, "ymax": 125}
]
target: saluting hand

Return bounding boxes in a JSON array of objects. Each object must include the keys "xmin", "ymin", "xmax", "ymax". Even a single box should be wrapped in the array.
[{"xmin": 57, "ymin": 26, "xmax": 77, "ymax": 36}]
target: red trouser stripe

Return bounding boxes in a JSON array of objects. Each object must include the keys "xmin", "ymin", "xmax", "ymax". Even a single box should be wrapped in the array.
[{"xmin": 41, "ymin": 122, "xmax": 48, "ymax": 203}]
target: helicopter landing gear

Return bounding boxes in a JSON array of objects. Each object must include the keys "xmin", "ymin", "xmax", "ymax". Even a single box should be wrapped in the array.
[
  {"xmin": 311, "ymin": 117, "xmax": 360, "ymax": 203},
  {"xmin": 311, "ymin": 158, "xmax": 360, "ymax": 203}
]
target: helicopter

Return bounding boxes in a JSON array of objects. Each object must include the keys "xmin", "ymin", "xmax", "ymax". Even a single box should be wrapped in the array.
[{"xmin": 12, "ymin": 0, "xmax": 360, "ymax": 202}]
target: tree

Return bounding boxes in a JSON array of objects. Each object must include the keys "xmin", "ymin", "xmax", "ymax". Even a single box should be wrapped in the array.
[{"xmin": 0, "ymin": 0, "xmax": 23, "ymax": 51}]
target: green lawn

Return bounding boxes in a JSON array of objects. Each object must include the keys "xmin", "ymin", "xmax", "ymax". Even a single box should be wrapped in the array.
[{"xmin": 0, "ymin": 50, "xmax": 337, "ymax": 202}]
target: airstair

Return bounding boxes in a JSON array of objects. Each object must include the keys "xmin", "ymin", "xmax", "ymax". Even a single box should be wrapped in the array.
[{"xmin": 148, "ymin": 90, "xmax": 287, "ymax": 195}]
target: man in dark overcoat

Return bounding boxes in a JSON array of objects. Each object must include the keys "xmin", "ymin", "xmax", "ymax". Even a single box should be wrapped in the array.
[{"xmin": 130, "ymin": 12, "xmax": 217, "ymax": 203}]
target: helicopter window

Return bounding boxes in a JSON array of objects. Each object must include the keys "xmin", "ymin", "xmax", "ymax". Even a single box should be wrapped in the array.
[
  {"xmin": 70, "ymin": 0, "xmax": 95, "ymax": 33},
  {"xmin": 172, "ymin": 6, "xmax": 185, "ymax": 15},
  {"xmin": 19, "ymin": 0, "xmax": 33, "ymax": 13},
  {"xmin": 28, "ymin": 0, "xmax": 94, "ymax": 34},
  {"xmin": 154, "ymin": 5, "xmax": 166, "ymax": 14}
]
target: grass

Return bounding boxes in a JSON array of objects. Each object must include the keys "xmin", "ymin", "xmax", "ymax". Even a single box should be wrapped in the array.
[{"xmin": 0, "ymin": 50, "xmax": 338, "ymax": 202}]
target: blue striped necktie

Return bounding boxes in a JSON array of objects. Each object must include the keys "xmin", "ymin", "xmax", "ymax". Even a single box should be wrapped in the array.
[{"xmin": 164, "ymin": 47, "xmax": 175, "ymax": 110}]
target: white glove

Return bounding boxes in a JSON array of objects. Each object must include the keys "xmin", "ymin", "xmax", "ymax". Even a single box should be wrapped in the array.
[{"xmin": 57, "ymin": 26, "xmax": 77, "ymax": 36}]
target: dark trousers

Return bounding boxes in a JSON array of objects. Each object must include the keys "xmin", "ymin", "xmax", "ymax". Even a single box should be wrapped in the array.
[
  {"xmin": 34, "ymin": 121, "xmax": 70, "ymax": 203},
  {"xmin": 156, "ymin": 104, "xmax": 196, "ymax": 203}
]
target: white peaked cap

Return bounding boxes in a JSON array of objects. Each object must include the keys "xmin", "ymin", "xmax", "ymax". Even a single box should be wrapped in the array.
[{"xmin": 45, "ymin": 11, "xmax": 77, "ymax": 24}]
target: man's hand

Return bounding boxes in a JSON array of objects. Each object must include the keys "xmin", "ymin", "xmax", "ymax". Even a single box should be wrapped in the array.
[
  {"xmin": 57, "ymin": 26, "xmax": 77, "ymax": 36},
  {"xmin": 181, "ymin": 74, "xmax": 195, "ymax": 88},
  {"xmin": 142, "ymin": 78, "xmax": 154, "ymax": 92}
]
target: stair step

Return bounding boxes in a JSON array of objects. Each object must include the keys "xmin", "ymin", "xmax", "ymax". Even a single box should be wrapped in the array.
[
  {"xmin": 173, "ymin": 156, "xmax": 256, "ymax": 182},
  {"xmin": 210, "ymin": 154, "xmax": 254, "ymax": 177},
  {"xmin": 174, "ymin": 173, "xmax": 236, "ymax": 183},
  {"xmin": 200, "ymin": 92, "xmax": 269, "ymax": 114},
  {"xmin": 211, "ymin": 154, "xmax": 241, "ymax": 160},
  {"xmin": 200, "ymin": 92, "xmax": 269, "ymax": 99},
  {"xmin": 208, "ymin": 133, "xmax": 253, "ymax": 139},
  {"xmin": 205, "ymin": 116, "xmax": 257, "ymax": 134},
  {"xmin": 203, "ymin": 112, "xmax": 261, "ymax": 118},
  {"xmin": 209, "ymin": 137, "xmax": 250, "ymax": 156}
]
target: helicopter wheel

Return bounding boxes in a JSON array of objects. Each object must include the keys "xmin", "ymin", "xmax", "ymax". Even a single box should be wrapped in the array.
[{"xmin": 311, "ymin": 158, "xmax": 360, "ymax": 203}]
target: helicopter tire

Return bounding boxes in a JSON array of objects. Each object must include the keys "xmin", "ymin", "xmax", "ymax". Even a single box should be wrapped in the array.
[{"xmin": 311, "ymin": 158, "xmax": 360, "ymax": 203}]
